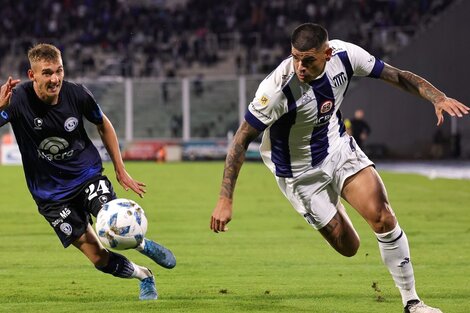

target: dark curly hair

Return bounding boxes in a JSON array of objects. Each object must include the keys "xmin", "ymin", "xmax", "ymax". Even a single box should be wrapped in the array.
[{"xmin": 291, "ymin": 23, "xmax": 328, "ymax": 51}]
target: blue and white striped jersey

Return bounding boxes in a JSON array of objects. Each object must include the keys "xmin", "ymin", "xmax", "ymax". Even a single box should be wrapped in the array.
[{"xmin": 245, "ymin": 40, "xmax": 384, "ymax": 178}]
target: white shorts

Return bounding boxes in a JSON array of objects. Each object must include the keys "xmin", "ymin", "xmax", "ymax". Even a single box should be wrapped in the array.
[{"xmin": 276, "ymin": 135, "xmax": 373, "ymax": 230}]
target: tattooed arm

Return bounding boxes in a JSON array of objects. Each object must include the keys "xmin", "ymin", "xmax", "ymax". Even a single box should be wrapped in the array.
[
  {"xmin": 379, "ymin": 63, "xmax": 468, "ymax": 126},
  {"xmin": 210, "ymin": 121, "xmax": 261, "ymax": 233}
]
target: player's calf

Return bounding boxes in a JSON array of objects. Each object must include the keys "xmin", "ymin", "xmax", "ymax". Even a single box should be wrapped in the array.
[
  {"xmin": 95, "ymin": 250, "xmax": 135, "ymax": 278},
  {"xmin": 96, "ymin": 250, "xmax": 158, "ymax": 300}
]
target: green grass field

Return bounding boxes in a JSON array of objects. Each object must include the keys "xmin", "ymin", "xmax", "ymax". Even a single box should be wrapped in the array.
[{"xmin": 0, "ymin": 162, "xmax": 469, "ymax": 313}]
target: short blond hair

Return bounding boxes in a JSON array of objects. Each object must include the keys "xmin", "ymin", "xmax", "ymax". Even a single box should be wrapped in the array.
[{"xmin": 27, "ymin": 43, "xmax": 62, "ymax": 64}]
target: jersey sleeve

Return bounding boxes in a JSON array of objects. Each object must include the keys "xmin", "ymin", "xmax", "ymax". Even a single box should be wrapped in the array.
[
  {"xmin": 244, "ymin": 69, "xmax": 289, "ymax": 131},
  {"xmin": 0, "ymin": 107, "xmax": 12, "ymax": 128},
  {"xmin": 80, "ymin": 84, "xmax": 104, "ymax": 125},
  {"xmin": 343, "ymin": 41, "xmax": 384, "ymax": 78}
]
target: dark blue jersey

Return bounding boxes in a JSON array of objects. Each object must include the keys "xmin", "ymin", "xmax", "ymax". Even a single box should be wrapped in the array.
[{"xmin": 0, "ymin": 81, "xmax": 105, "ymax": 204}]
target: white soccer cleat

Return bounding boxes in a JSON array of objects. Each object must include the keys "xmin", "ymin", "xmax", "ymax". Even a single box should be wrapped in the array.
[{"xmin": 404, "ymin": 300, "xmax": 443, "ymax": 313}]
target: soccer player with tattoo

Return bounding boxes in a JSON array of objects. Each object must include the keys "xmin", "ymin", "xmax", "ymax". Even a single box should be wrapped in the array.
[{"xmin": 210, "ymin": 23, "xmax": 468, "ymax": 313}]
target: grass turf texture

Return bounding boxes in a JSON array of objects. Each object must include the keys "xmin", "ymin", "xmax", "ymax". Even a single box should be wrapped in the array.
[{"xmin": 0, "ymin": 161, "xmax": 469, "ymax": 313}]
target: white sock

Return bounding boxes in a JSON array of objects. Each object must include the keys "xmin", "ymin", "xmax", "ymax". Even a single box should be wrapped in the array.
[
  {"xmin": 131, "ymin": 262, "xmax": 152, "ymax": 280},
  {"xmin": 375, "ymin": 224, "xmax": 420, "ymax": 306},
  {"xmin": 134, "ymin": 239, "xmax": 146, "ymax": 252}
]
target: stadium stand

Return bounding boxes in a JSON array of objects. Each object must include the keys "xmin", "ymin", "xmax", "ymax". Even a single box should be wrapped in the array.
[
  {"xmin": 1, "ymin": 0, "xmax": 466, "ymax": 160},
  {"xmin": 0, "ymin": 0, "xmax": 456, "ymax": 79}
]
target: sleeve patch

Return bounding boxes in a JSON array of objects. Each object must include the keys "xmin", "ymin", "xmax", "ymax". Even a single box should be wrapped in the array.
[{"xmin": 259, "ymin": 95, "xmax": 270, "ymax": 106}]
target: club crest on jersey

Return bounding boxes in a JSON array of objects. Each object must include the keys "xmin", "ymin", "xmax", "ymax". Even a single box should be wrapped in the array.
[
  {"xmin": 60, "ymin": 222, "xmax": 73, "ymax": 236},
  {"xmin": 320, "ymin": 100, "xmax": 333, "ymax": 114},
  {"xmin": 64, "ymin": 117, "xmax": 78, "ymax": 132},
  {"xmin": 34, "ymin": 118, "xmax": 43, "ymax": 129}
]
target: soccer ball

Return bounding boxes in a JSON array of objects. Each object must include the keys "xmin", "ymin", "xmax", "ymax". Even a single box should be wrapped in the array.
[{"xmin": 96, "ymin": 198, "xmax": 148, "ymax": 250}]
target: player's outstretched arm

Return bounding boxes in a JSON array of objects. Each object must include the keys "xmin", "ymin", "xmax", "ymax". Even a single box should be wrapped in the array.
[
  {"xmin": 379, "ymin": 63, "xmax": 469, "ymax": 126},
  {"xmin": 97, "ymin": 114, "xmax": 146, "ymax": 197},
  {"xmin": 210, "ymin": 121, "xmax": 261, "ymax": 233},
  {"xmin": 0, "ymin": 77, "xmax": 21, "ymax": 108}
]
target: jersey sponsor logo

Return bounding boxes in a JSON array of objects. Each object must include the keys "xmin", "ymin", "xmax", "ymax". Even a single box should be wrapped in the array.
[
  {"xmin": 52, "ymin": 207, "xmax": 72, "ymax": 227},
  {"xmin": 332, "ymin": 72, "xmax": 347, "ymax": 87},
  {"xmin": 52, "ymin": 218, "xmax": 62, "ymax": 227},
  {"xmin": 64, "ymin": 117, "xmax": 78, "ymax": 132},
  {"xmin": 0, "ymin": 110, "xmax": 8, "ymax": 120},
  {"xmin": 60, "ymin": 207, "xmax": 71, "ymax": 219},
  {"xmin": 320, "ymin": 100, "xmax": 333, "ymax": 114},
  {"xmin": 34, "ymin": 118, "xmax": 43, "ymax": 130},
  {"xmin": 313, "ymin": 113, "xmax": 333, "ymax": 126},
  {"xmin": 60, "ymin": 222, "xmax": 73, "ymax": 236},
  {"xmin": 37, "ymin": 137, "xmax": 74, "ymax": 161}
]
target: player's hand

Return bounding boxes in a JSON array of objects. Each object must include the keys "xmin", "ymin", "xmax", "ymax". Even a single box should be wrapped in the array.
[
  {"xmin": 116, "ymin": 169, "xmax": 147, "ymax": 198},
  {"xmin": 210, "ymin": 196, "xmax": 233, "ymax": 233},
  {"xmin": 0, "ymin": 77, "xmax": 21, "ymax": 108},
  {"xmin": 434, "ymin": 97, "xmax": 469, "ymax": 126}
]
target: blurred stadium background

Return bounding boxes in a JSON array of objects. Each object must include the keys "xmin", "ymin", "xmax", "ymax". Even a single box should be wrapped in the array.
[{"xmin": 1, "ymin": 0, "xmax": 469, "ymax": 164}]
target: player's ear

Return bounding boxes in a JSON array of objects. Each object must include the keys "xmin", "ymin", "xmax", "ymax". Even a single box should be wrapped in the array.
[
  {"xmin": 27, "ymin": 69, "xmax": 35, "ymax": 81},
  {"xmin": 325, "ymin": 47, "xmax": 333, "ymax": 61}
]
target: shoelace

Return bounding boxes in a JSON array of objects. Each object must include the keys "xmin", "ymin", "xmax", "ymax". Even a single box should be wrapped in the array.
[{"xmin": 140, "ymin": 278, "xmax": 155, "ymax": 294}]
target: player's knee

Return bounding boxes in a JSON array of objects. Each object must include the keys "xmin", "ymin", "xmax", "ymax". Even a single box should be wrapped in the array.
[
  {"xmin": 329, "ymin": 232, "xmax": 360, "ymax": 257},
  {"xmin": 340, "ymin": 236, "xmax": 360, "ymax": 257},
  {"xmin": 340, "ymin": 246, "xmax": 358, "ymax": 257},
  {"xmin": 369, "ymin": 204, "xmax": 396, "ymax": 233},
  {"xmin": 321, "ymin": 218, "xmax": 360, "ymax": 257}
]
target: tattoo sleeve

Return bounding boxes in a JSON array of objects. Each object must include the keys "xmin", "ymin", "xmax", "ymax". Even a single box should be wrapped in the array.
[
  {"xmin": 380, "ymin": 63, "xmax": 446, "ymax": 104},
  {"xmin": 220, "ymin": 121, "xmax": 261, "ymax": 199}
]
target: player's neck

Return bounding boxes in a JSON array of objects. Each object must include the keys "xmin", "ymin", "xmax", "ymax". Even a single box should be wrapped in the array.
[{"xmin": 33, "ymin": 85, "xmax": 59, "ymax": 105}]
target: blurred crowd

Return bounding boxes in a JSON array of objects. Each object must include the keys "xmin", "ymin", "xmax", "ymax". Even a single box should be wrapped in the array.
[{"xmin": 0, "ymin": 0, "xmax": 455, "ymax": 78}]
